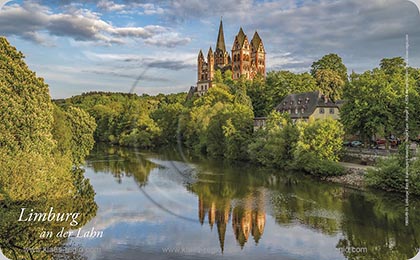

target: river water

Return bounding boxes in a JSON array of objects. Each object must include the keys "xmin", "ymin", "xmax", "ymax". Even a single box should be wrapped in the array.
[{"xmin": 2, "ymin": 144, "xmax": 418, "ymax": 260}]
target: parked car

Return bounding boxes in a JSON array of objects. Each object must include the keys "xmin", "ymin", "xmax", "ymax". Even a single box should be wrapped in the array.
[
  {"xmin": 376, "ymin": 139, "xmax": 386, "ymax": 145},
  {"xmin": 351, "ymin": 140, "xmax": 362, "ymax": 147},
  {"xmin": 343, "ymin": 141, "xmax": 351, "ymax": 147}
]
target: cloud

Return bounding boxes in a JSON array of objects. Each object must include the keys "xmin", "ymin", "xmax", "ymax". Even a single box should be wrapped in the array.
[
  {"xmin": 144, "ymin": 32, "xmax": 191, "ymax": 48},
  {"xmin": 84, "ymin": 51, "xmax": 196, "ymax": 71},
  {"xmin": 146, "ymin": 60, "xmax": 193, "ymax": 70},
  {"xmin": 97, "ymin": 0, "xmax": 126, "ymax": 12},
  {"xmin": 0, "ymin": 1, "xmax": 185, "ymax": 46},
  {"xmin": 96, "ymin": 0, "xmax": 165, "ymax": 15},
  {"xmin": 84, "ymin": 69, "xmax": 170, "ymax": 82},
  {"xmin": 164, "ymin": 0, "xmax": 253, "ymax": 21}
]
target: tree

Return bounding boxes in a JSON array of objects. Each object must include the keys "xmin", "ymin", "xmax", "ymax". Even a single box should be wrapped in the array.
[
  {"xmin": 294, "ymin": 118, "xmax": 344, "ymax": 162},
  {"xmin": 380, "ymin": 57, "xmax": 405, "ymax": 75},
  {"xmin": 248, "ymin": 111, "xmax": 298, "ymax": 168},
  {"xmin": 0, "ymin": 37, "xmax": 55, "ymax": 156},
  {"xmin": 310, "ymin": 53, "xmax": 348, "ymax": 82},
  {"xmin": 246, "ymin": 74, "xmax": 270, "ymax": 117},
  {"xmin": 340, "ymin": 60, "xmax": 420, "ymax": 145},
  {"xmin": 65, "ymin": 107, "xmax": 97, "ymax": 166},
  {"xmin": 0, "ymin": 37, "xmax": 96, "ymax": 201},
  {"xmin": 314, "ymin": 69, "xmax": 345, "ymax": 101},
  {"xmin": 265, "ymin": 71, "xmax": 317, "ymax": 111},
  {"xmin": 151, "ymin": 103, "xmax": 187, "ymax": 144}
]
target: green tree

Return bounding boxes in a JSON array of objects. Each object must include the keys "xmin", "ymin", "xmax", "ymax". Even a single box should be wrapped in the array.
[
  {"xmin": 292, "ymin": 118, "xmax": 345, "ymax": 176},
  {"xmin": 0, "ymin": 37, "xmax": 96, "ymax": 201},
  {"xmin": 248, "ymin": 111, "xmax": 298, "ymax": 168},
  {"xmin": 0, "ymin": 37, "xmax": 55, "ymax": 156},
  {"xmin": 151, "ymin": 103, "xmax": 187, "ymax": 144},
  {"xmin": 294, "ymin": 118, "xmax": 344, "ymax": 162},
  {"xmin": 310, "ymin": 53, "xmax": 348, "ymax": 82},
  {"xmin": 380, "ymin": 57, "xmax": 405, "ymax": 75},
  {"xmin": 65, "ymin": 106, "xmax": 97, "ymax": 166},
  {"xmin": 340, "ymin": 60, "xmax": 420, "ymax": 145},
  {"xmin": 314, "ymin": 69, "xmax": 345, "ymax": 101},
  {"xmin": 265, "ymin": 71, "xmax": 317, "ymax": 110}
]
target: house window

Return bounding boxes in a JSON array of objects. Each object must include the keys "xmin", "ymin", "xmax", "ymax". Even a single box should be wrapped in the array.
[
  {"xmin": 295, "ymin": 108, "xmax": 298, "ymax": 114},
  {"xmin": 329, "ymin": 108, "xmax": 335, "ymax": 114},
  {"xmin": 320, "ymin": 108, "xmax": 325, "ymax": 114}
]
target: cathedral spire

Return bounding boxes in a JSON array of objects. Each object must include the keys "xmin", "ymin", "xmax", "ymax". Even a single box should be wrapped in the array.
[{"xmin": 216, "ymin": 18, "xmax": 226, "ymax": 52}]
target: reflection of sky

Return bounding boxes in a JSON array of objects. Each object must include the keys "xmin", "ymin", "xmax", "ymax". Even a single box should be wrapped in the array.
[{"xmin": 68, "ymin": 157, "xmax": 345, "ymax": 260}]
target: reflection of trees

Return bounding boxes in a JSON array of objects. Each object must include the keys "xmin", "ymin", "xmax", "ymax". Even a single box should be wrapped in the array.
[
  {"xmin": 337, "ymin": 191, "xmax": 420, "ymax": 259},
  {"xmin": 87, "ymin": 144, "xmax": 157, "ymax": 186},
  {"xmin": 187, "ymin": 155, "xmax": 420, "ymax": 259},
  {"xmin": 269, "ymin": 177, "xmax": 343, "ymax": 235},
  {"xmin": 0, "ymin": 169, "xmax": 97, "ymax": 260}
]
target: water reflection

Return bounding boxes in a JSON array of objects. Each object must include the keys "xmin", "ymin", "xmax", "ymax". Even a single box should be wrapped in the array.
[
  {"xmin": 196, "ymin": 192, "xmax": 266, "ymax": 252},
  {"xmin": 0, "ymin": 170, "xmax": 97, "ymax": 260},
  {"xmin": 63, "ymin": 145, "xmax": 420, "ymax": 259},
  {"xmin": 87, "ymin": 144, "xmax": 158, "ymax": 186}
]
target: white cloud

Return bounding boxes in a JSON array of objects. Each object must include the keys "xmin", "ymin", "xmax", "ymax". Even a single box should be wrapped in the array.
[
  {"xmin": 0, "ymin": 1, "xmax": 186, "ymax": 47},
  {"xmin": 97, "ymin": 0, "xmax": 126, "ymax": 12},
  {"xmin": 96, "ymin": 0, "xmax": 165, "ymax": 15},
  {"xmin": 83, "ymin": 51, "xmax": 196, "ymax": 70},
  {"xmin": 144, "ymin": 32, "xmax": 191, "ymax": 48}
]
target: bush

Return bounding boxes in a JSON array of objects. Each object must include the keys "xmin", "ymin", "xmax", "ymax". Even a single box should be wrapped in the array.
[
  {"xmin": 366, "ymin": 154, "xmax": 420, "ymax": 195},
  {"xmin": 293, "ymin": 152, "xmax": 345, "ymax": 177},
  {"xmin": 365, "ymin": 157, "xmax": 404, "ymax": 192}
]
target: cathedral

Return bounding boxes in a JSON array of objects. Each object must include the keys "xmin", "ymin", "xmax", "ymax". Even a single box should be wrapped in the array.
[{"xmin": 194, "ymin": 20, "xmax": 266, "ymax": 96}]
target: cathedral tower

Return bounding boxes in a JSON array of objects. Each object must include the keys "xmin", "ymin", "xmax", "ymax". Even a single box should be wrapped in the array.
[
  {"xmin": 207, "ymin": 46, "xmax": 214, "ymax": 81},
  {"xmin": 250, "ymin": 31, "xmax": 266, "ymax": 78},
  {"xmin": 232, "ymin": 28, "xmax": 251, "ymax": 80},
  {"xmin": 197, "ymin": 50, "xmax": 205, "ymax": 81},
  {"xmin": 214, "ymin": 19, "xmax": 230, "ymax": 69},
  {"xmin": 195, "ymin": 20, "xmax": 266, "ymax": 96}
]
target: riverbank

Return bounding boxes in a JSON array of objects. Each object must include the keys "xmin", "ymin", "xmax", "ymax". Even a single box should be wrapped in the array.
[{"xmin": 325, "ymin": 162, "xmax": 372, "ymax": 189}]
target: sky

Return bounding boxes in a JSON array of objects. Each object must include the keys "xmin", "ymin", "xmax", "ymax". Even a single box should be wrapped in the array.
[{"xmin": 1, "ymin": 0, "xmax": 420, "ymax": 98}]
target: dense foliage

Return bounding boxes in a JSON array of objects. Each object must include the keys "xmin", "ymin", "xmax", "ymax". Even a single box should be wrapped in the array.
[
  {"xmin": 365, "ymin": 147, "xmax": 420, "ymax": 195},
  {"xmin": 0, "ymin": 37, "xmax": 96, "ymax": 201},
  {"xmin": 248, "ymin": 112, "xmax": 345, "ymax": 176},
  {"xmin": 61, "ymin": 92, "xmax": 186, "ymax": 148},
  {"xmin": 340, "ymin": 58, "xmax": 420, "ymax": 144}
]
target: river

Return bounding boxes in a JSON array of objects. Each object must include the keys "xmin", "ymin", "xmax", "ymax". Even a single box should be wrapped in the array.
[{"xmin": 1, "ymin": 144, "xmax": 419, "ymax": 259}]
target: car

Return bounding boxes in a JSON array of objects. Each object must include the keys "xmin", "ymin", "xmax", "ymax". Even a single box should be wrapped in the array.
[
  {"xmin": 343, "ymin": 141, "xmax": 351, "ymax": 147},
  {"xmin": 351, "ymin": 140, "xmax": 362, "ymax": 147},
  {"xmin": 376, "ymin": 139, "xmax": 386, "ymax": 145}
]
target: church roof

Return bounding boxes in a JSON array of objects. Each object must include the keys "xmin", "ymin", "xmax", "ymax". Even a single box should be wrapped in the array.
[
  {"xmin": 198, "ymin": 49, "xmax": 204, "ymax": 59},
  {"xmin": 236, "ymin": 27, "xmax": 247, "ymax": 47},
  {"xmin": 251, "ymin": 31, "xmax": 262, "ymax": 51},
  {"xmin": 216, "ymin": 19, "xmax": 226, "ymax": 52}
]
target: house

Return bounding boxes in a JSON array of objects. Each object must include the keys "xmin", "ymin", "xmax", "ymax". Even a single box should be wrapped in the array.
[
  {"xmin": 275, "ymin": 91, "xmax": 340, "ymax": 122},
  {"xmin": 253, "ymin": 117, "xmax": 267, "ymax": 130}
]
